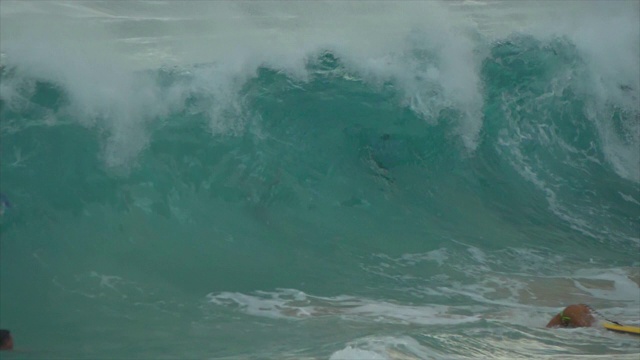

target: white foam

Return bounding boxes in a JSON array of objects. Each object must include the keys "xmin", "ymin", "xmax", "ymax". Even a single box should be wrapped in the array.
[
  {"xmin": 330, "ymin": 346, "xmax": 388, "ymax": 360},
  {"xmin": 0, "ymin": 0, "xmax": 481, "ymax": 166},
  {"xmin": 207, "ymin": 289, "xmax": 480, "ymax": 325},
  {"xmin": 365, "ymin": 245, "xmax": 640, "ymax": 327},
  {"xmin": 520, "ymin": 1, "xmax": 640, "ymax": 182},
  {"xmin": 572, "ymin": 268, "xmax": 640, "ymax": 304},
  {"xmin": 1, "ymin": 1, "xmax": 637, "ymax": 172},
  {"xmin": 330, "ymin": 336, "xmax": 432, "ymax": 360},
  {"xmin": 397, "ymin": 248, "xmax": 449, "ymax": 266},
  {"xmin": 619, "ymin": 192, "xmax": 640, "ymax": 206}
]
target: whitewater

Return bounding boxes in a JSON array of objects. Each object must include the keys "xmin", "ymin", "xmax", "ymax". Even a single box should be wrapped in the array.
[{"xmin": 0, "ymin": 1, "xmax": 639, "ymax": 359}]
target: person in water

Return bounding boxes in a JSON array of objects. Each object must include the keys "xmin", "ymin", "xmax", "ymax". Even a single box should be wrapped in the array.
[
  {"xmin": 0, "ymin": 330, "xmax": 13, "ymax": 350},
  {"xmin": 546, "ymin": 304, "xmax": 596, "ymax": 328},
  {"xmin": 0, "ymin": 193, "xmax": 10, "ymax": 216}
]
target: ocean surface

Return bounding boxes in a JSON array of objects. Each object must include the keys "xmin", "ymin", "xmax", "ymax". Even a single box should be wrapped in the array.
[{"xmin": 1, "ymin": 1, "xmax": 639, "ymax": 359}]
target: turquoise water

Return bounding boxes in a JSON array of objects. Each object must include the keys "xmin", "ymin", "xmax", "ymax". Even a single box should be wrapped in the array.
[{"xmin": 1, "ymin": 1, "xmax": 639, "ymax": 359}]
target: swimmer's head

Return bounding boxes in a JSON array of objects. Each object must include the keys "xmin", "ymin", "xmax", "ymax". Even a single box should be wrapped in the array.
[
  {"xmin": 546, "ymin": 304, "xmax": 596, "ymax": 328},
  {"xmin": 0, "ymin": 330, "xmax": 13, "ymax": 350}
]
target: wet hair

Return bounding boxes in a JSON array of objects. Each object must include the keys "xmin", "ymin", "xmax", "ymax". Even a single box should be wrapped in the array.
[{"xmin": 0, "ymin": 330, "xmax": 11, "ymax": 345}]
